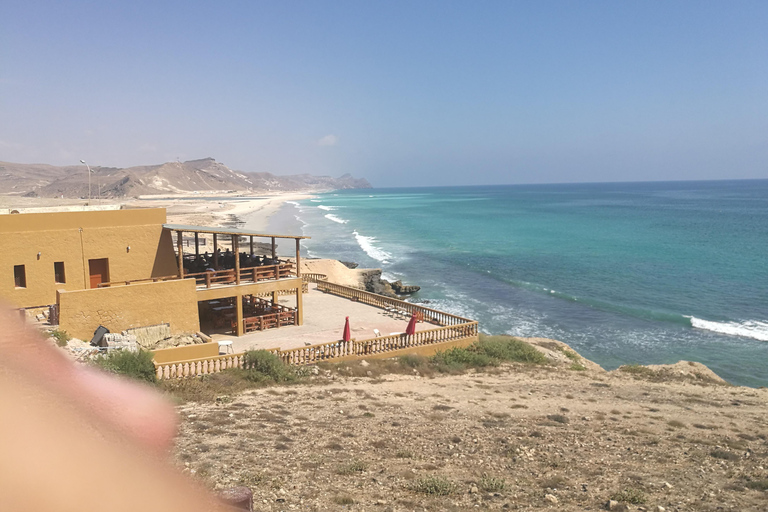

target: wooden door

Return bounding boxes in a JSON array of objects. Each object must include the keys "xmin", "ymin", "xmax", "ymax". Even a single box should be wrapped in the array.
[{"xmin": 89, "ymin": 258, "xmax": 109, "ymax": 288}]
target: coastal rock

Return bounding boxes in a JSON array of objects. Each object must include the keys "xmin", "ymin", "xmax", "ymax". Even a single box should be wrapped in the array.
[
  {"xmin": 611, "ymin": 360, "xmax": 729, "ymax": 386},
  {"xmin": 390, "ymin": 280, "xmax": 421, "ymax": 295},
  {"xmin": 544, "ymin": 494, "xmax": 558, "ymax": 504},
  {"xmin": 363, "ymin": 271, "xmax": 420, "ymax": 298}
]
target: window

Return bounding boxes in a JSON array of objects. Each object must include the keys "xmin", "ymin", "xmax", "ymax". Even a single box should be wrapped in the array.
[
  {"xmin": 14, "ymin": 265, "xmax": 26, "ymax": 288},
  {"xmin": 54, "ymin": 261, "xmax": 66, "ymax": 284}
]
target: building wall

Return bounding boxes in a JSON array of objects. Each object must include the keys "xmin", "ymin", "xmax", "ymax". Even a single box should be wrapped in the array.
[
  {"xmin": 57, "ymin": 279, "xmax": 200, "ymax": 340},
  {"xmin": 0, "ymin": 208, "xmax": 178, "ymax": 308},
  {"xmin": 152, "ymin": 342, "xmax": 219, "ymax": 364}
]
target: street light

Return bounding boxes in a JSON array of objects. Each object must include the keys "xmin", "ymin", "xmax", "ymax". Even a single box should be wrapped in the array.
[{"xmin": 80, "ymin": 159, "xmax": 92, "ymax": 203}]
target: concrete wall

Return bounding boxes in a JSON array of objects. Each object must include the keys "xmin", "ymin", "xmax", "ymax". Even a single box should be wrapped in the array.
[
  {"xmin": 57, "ymin": 279, "xmax": 200, "ymax": 340},
  {"xmin": 0, "ymin": 208, "xmax": 178, "ymax": 308}
]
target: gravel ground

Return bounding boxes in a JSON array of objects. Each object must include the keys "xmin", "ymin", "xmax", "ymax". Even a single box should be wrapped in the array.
[{"xmin": 172, "ymin": 344, "xmax": 768, "ymax": 512}]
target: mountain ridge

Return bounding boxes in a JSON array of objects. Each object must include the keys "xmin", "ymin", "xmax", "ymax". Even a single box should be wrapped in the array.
[{"xmin": 0, "ymin": 158, "xmax": 371, "ymax": 198}]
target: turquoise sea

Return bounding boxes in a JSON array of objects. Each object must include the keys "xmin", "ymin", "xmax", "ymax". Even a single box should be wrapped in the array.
[{"xmin": 268, "ymin": 180, "xmax": 768, "ymax": 387}]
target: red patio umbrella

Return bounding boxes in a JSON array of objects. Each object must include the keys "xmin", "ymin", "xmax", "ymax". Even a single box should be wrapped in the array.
[
  {"xmin": 405, "ymin": 313, "xmax": 418, "ymax": 336},
  {"xmin": 342, "ymin": 316, "xmax": 351, "ymax": 342}
]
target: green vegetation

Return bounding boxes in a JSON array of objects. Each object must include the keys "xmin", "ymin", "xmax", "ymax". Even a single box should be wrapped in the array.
[
  {"xmin": 411, "ymin": 476, "xmax": 457, "ymax": 495},
  {"xmin": 93, "ymin": 349, "xmax": 156, "ymax": 384},
  {"xmin": 240, "ymin": 350, "xmax": 299, "ymax": 383},
  {"xmin": 745, "ymin": 479, "xmax": 768, "ymax": 491},
  {"xmin": 478, "ymin": 473, "xmax": 507, "ymax": 493},
  {"xmin": 570, "ymin": 362, "xmax": 587, "ymax": 371},
  {"xmin": 475, "ymin": 335, "xmax": 548, "ymax": 364},
  {"xmin": 163, "ymin": 336, "xmax": 547, "ymax": 403},
  {"xmin": 710, "ymin": 450, "xmax": 740, "ymax": 461},
  {"xmin": 332, "ymin": 495, "xmax": 354, "ymax": 505},
  {"xmin": 556, "ymin": 345, "xmax": 581, "ymax": 361},
  {"xmin": 609, "ymin": 488, "xmax": 647, "ymax": 505},
  {"xmin": 430, "ymin": 335, "xmax": 547, "ymax": 372},
  {"xmin": 336, "ymin": 460, "xmax": 368, "ymax": 475},
  {"xmin": 50, "ymin": 328, "xmax": 71, "ymax": 347}
]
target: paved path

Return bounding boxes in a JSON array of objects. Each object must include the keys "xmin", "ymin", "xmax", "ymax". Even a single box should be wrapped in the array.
[{"xmin": 212, "ymin": 285, "xmax": 433, "ymax": 353}]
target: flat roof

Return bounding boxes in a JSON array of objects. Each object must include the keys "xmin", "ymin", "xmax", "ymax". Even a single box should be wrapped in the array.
[{"xmin": 163, "ymin": 223, "xmax": 310, "ymax": 240}]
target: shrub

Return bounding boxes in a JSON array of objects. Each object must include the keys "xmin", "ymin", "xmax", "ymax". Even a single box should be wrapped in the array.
[
  {"xmin": 244, "ymin": 350, "xmax": 296, "ymax": 383},
  {"xmin": 411, "ymin": 476, "xmax": 456, "ymax": 495},
  {"xmin": 432, "ymin": 347, "xmax": 495, "ymax": 370},
  {"xmin": 547, "ymin": 414, "xmax": 570, "ymax": 424},
  {"xmin": 710, "ymin": 450, "xmax": 740, "ymax": 461},
  {"xmin": 609, "ymin": 488, "xmax": 647, "ymax": 505},
  {"xmin": 570, "ymin": 363, "xmax": 587, "ymax": 371},
  {"xmin": 332, "ymin": 495, "xmax": 354, "ymax": 505},
  {"xmin": 337, "ymin": 460, "xmax": 368, "ymax": 475},
  {"xmin": 479, "ymin": 473, "xmax": 507, "ymax": 492},
  {"xmin": 50, "ymin": 329, "xmax": 71, "ymax": 347},
  {"xmin": 94, "ymin": 349, "xmax": 156, "ymax": 384},
  {"xmin": 475, "ymin": 335, "xmax": 548, "ymax": 364},
  {"xmin": 399, "ymin": 354, "xmax": 429, "ymax": 368},
  {"xmin": 745, "ymin": 479, "xmax": 768, "ymax": 491}
]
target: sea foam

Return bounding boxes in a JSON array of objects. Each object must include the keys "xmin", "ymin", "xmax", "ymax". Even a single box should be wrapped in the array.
[
  {"xmin": 317, "ymin": 205, "xmax": 338, "ymax": 211},
  {"xmin": 324, "ymin": 214, "xmax": 348, "ymax": 224},
  {"xmin": 689, "ymin": 317, "xmax": 768, "ymax": 342},
  {"xmin": 353, "ymin": 230, "xmax": 392, "ymax": 264}
]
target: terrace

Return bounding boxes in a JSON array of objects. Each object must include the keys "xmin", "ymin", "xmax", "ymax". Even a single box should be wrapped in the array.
[{"xmin": 155, "ymin": 278, "xmax": 479, "ymax": 379}]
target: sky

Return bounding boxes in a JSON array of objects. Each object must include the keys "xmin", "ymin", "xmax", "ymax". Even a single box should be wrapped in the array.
[{"xmin": 1, "ymin": 1, "xmax": 767, "ymax": 187}]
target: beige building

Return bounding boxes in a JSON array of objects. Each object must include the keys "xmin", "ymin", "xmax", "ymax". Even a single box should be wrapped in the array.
[{"xmin": 0, "ymin": 207, "xmax": 306, "ymax": 340}]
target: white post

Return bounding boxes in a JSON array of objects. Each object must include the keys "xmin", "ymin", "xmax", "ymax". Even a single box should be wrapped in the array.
[{"xmin": 80, "ymin": 159, "xmax": 92, "ymax": 204}]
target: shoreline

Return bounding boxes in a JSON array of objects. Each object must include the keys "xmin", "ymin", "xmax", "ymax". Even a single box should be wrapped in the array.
[{"xmin": 124, "ymin": 192, "xmax": 315, "ymax": 233}]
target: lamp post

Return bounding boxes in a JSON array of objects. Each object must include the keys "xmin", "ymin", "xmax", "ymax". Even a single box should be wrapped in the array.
[{"xmin": 80, "ymin": 159, "xmax": 92, "ymax": 204}]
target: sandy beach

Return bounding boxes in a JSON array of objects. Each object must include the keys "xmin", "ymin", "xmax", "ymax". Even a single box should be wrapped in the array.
[{"xmin": 124, "ymin": 192, "xmax": 314, "ymax": 233}]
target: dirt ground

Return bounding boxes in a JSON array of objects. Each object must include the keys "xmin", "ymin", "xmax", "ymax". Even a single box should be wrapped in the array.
[{"xmin": 172, "ymin": 342, "xmax": 768, "ymax": 512}]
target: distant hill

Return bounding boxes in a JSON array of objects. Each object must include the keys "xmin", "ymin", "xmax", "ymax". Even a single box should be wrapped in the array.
[{"xmin": 0, "ymin": 158, "xmax": 372, "ymax": 198}]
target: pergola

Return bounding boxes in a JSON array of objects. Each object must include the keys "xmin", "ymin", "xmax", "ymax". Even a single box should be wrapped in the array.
[
  {"xmin": 163, "ymin": 224, "xmax": 310, "ymax": 335},
  {"xmin": 162, "ymin": 223, "xmax": 309, "ymax": 280}
]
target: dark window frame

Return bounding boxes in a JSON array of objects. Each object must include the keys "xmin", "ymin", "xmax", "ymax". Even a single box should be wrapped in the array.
[
  {"xmin": 14, "ymin": 265, "xmax": 26, "ymax": 288},
  {"xmin": 54, "ymin": 261, "xmax": 66, "ymax": 284}
]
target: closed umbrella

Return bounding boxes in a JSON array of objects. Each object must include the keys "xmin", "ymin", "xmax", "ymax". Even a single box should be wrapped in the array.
[
  {"xmin": 405, "ymin": 313, "xmax": 418, "ymax": 336},
  {"xmin": 342, "ymin": 316, "xmax": 351, "ymax": 342}
]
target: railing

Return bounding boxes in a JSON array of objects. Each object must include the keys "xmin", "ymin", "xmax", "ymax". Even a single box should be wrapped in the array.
[
  {"xmin": 98, "ymin": 275, "xmax": 179, "ymax": 288},
  {"xmin": 316, "ymin": 280, "xmax": 470, "ymax": 327},
  {"xmin": 97, "ymin": 264, "xmax": 296, "ymax": 289},
  {"xmin": 154, "ymin": 275, "xmax": 479, "ymax": 380},
  {"xmin": 301, "ymin": 273, "xmax": 328, "ymax": 284},
  {"xmin": 156, "ymin": 352, "xmax": 246, "ymax": 380},
  {"xmin": 185, "ymin": 263, "xmax": 296, "ymax": 289},
  {"xmin": 243, "ymin": 310, "xmax": 296, "ymax": 332},
  {"xmin": 155, "ymin": 319, "xmax": 477, "ymax": 380}
]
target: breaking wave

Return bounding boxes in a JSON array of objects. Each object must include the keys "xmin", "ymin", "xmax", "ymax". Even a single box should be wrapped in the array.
[
  {"xmin": 317, "ymin": 205, "xmax": 338, "ymax": 211},
  {"xmin": 324, "ymin": 214, "xmax": 348, "ymax": 224},
  {"xmin": 689, "ymin": 317, "xmax": 768, "ymax": 342},
  {"xmin": 353, "ymin": 230, "xmax": 392, "ymax": 264}
]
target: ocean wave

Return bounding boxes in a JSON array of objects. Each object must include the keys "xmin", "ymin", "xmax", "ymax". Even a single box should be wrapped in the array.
[
  {"xmin": 353, "ymin": 230, "xmax": 392, "ymax": 264},
  {"xmin": 285, "ymin": 201, "xmax": 300, "ymax": 206},
  {"xmin": 317, "ymin": 205, "xmax": 338, "ymax": 211},
  {"xmin": 310, "ymin": 199, "xmax": 321, "ymax": 202},
  {"xmin": 324, "ymin": 214, "xmax": 348, "ymax": 224},
  {"xmin": 689, "ymin": 317, "xmax": 768, "ymax": 342}
]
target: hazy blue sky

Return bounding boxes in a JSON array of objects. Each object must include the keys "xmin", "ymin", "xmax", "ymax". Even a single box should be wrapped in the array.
[{"xmin": 2, "ymin": 1, "xmax": 767, "ymax": 187}]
